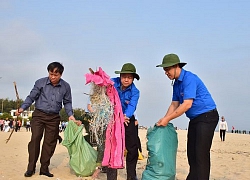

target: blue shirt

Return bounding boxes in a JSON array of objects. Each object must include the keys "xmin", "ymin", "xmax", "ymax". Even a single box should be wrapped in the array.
[
  {"xmin": 20, "ymin": 77, "xmax": 73, "ymax": 116},
  {"xmin": 112, "ymin": 77, "xmax": 140, "ymax": 118},
  {"xmin": 172, "ymin": 69, "xmax": 216, "ymax": 119}
]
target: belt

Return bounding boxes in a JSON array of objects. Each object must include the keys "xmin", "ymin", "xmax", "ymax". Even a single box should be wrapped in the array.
[
  {"xmin": 36, "ymin": 109, "xmax": 59, "ymax": 115},
  {"xmin": 208, "ymin": 108, "xmax": 217, "ymax": 113}
]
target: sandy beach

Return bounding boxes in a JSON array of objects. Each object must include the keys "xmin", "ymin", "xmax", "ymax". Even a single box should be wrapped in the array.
[{"xmin": 0, "ymin": 128, "xmax": 249, "ymax": 180}]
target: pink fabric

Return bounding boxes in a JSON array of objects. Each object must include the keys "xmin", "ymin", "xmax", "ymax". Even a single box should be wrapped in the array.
[
  {"xmin": 102, "ymin": 85, "xmax": 125, "ymax": 168},
  {"xmin": 85, "ymin": 67, "xmax": 114, "ymax": 86},
  {"xmin": 85, "ymin": 67, "xmax": 125, "ymax": 169}
]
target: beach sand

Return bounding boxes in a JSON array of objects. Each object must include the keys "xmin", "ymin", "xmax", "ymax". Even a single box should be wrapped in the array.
[{"xmin": 0, "ymin": 128, "xmax": 249, "ymax": 180}]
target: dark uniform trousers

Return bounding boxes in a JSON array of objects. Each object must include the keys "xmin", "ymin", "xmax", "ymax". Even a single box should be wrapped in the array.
[
  {"xmin": 186, "ymin": 109, "xmax": 219, "ymax": 180},
  {"xmin": 125, "ymin": 115, "xmax": 138, "ymax": 180},
  {"xmin": 107, "ymin": 115, "xmax": 138, "ymax": 180},
  {"xmin": 27, "ymin": 109, "xmax": 60, "ymax": 173}
]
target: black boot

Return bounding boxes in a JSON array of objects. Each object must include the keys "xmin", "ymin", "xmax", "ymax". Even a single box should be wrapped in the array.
[{"xmin": 107, "ymin": 168, "xmax": 117, "ymax": 180}]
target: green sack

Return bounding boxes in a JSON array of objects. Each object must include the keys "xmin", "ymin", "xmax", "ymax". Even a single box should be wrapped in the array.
[
  {"xmin": 62, "ymin": 121, "xmax": 97, "ymax": 177},
  {"xmin": 142, "ymin": 123, "xmax": 178, "ymax": 180}
]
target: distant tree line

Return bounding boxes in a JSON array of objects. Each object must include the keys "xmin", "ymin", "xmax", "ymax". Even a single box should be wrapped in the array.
[{"xmin": 0, "ymin": 98, "xmax": 26, "ymax": 113}]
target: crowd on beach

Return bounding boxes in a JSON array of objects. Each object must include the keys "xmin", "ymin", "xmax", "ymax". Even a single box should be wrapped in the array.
[
  {"xmin": 0, "ymin": 119, "xmax": 71, "ymax": 133},
  {"xmin": 0, "ymin": 119, "xmax": 22, "ymax": 132}
]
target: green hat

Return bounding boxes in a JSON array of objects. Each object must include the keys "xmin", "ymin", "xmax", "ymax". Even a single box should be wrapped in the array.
[
  {"xmin": 156, "ymin": 53, "xmax": 187, "ymax": 68},
  {"xmin": 115, "ymin": 63, "xmax": 140, "ymax": 80}
]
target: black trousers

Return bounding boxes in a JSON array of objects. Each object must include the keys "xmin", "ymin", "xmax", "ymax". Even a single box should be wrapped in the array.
[
  {"xmin": 186, "ymin": 109, "xmax": 219, "ymax": 180},
  {"xmin": 220, "ymin": 129, "xmax": 226, "ymax": 141},
  {"xmin": 107, "ymin": 115, "xmax": 138, "ymax": 180},
  {"xmin": 27, "ymin": 109, "xmax": 60, "ymax": 173},
  {"xmin": 125, "ymin": 115, "xmax": 138, "ymax": 180}
]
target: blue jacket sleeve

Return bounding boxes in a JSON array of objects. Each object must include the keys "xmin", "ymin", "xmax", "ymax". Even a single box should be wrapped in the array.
[{"xmin": 124, "ymin": 86, "xmax": 140, "ymax": 118}]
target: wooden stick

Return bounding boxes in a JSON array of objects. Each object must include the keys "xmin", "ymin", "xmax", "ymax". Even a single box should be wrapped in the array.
[
  {"xmin": 6, "ymin": 82, "xmax": 20, "ymax": 143},
  {"xmin": 89, "ymin": 68, "xmax": 95, "ymax": 74}
]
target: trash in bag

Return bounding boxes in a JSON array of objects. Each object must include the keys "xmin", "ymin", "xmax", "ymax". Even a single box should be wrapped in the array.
[
  {"xmin": 142, "ymin": 123, "xmax": 178, "ymax": 180},
  {"xmin": 62, "ymin": 121, "xmax": 98, "ymax": 177}
]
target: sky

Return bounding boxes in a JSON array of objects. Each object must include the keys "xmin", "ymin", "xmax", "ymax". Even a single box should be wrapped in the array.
[{"xmin": 0, "ymin": 1, "xmax": 250, "ymax": 130}]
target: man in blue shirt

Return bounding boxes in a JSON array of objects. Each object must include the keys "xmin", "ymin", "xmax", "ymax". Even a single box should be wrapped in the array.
[
  {"xmin": 16, "ymin": 62, "xmax": 80, "ymax": 178},
  {"xmin": 156, "ymin": 54, "xmax": 219, "ymax": 180},
  {"xmin": 108, "ymin": 63, "xmax": 140, "ymax": 180}
]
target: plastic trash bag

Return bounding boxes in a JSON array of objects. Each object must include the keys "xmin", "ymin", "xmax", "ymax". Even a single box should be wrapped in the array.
[
  {"xmin": 62, "ymin": 121, "xmax": 98, "ymax": 177},
  {"xmin": 142, "ymin": 123, "xmax": 178, "ymax": 180}
]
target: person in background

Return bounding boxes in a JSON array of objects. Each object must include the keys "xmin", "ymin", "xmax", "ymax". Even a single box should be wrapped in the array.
[
  {"xmin": 15, "ymin": 119, "xmax": 21, "ymax": 132},
  {"xmin": 4, "ymin": 119, "xmax": 10, "ymax": 132},
  {"xmin": 231, "ymin": 126, "xmax": 235, "ymax": 133},
  {"xmin": 156, "ymin": 53, "xmax": 219, "ymax": 180},
  {"xmin": 59, "ymin": 122, "xmax": 62, "ymax": 133},
  {"xmin": 26, "ymin": 120, "xmax": 31, "ymax": 132},
  {"xmin": 218, "ymin": 116, "xmax": 228, "ymax": 141},
  {"xmin": 0, "ymin": 119, "xmax": 3, "ymax": 131},
  {"xmin": 9, "ymin": 119, "xmax": 13, "ymax": 129},
  {"xmin": 111, "ymin": 63, "xmax": 140, "ymax": 180},
  {"xmin": 15, "ymin": 62, "xmax": 81, "ymax": 178},
  {"xmin": 61, "ymin": 121, "xmax": 66, "ymax": 131}
]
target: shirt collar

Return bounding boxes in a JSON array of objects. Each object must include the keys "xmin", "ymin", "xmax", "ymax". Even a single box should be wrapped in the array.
[
  {"xmin": 46, "ymin": 77, "xmax": 62, "ymax": 86},
  {"xmin": 177, "ymin": 69, "xmax": 186, "ymax": 82}
]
